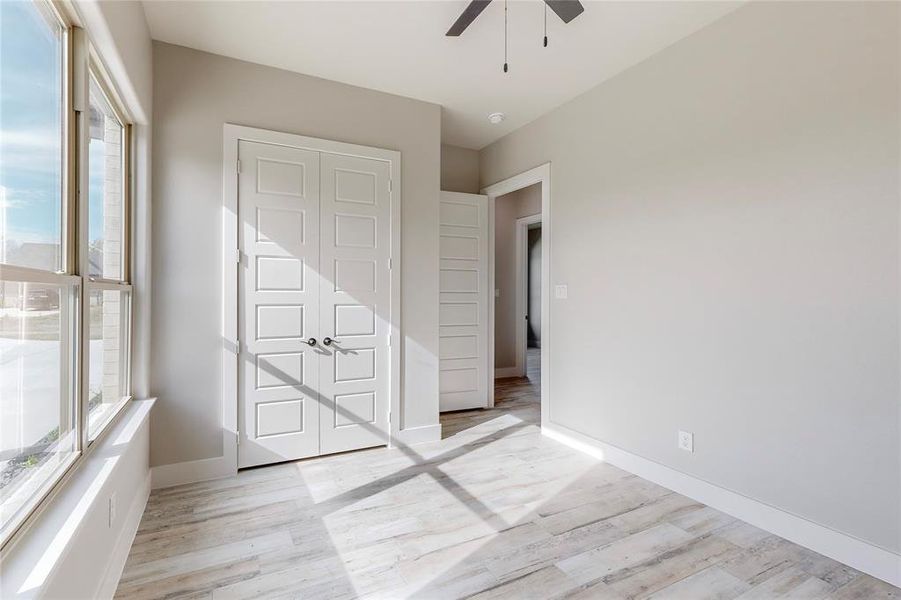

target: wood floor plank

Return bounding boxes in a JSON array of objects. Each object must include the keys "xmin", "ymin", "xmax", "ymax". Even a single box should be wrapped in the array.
[
  {"xmin": 466, "ymin": 565, "xmax": 578, "ymax": 600},
  {"xmin": 556, "ymin": 523, "xmax": 694, "ymax": 586},
  {"xmin": 603, "ymin": 533, "xmax": 742, "ymax": 598},
  {"xmin": 646, "ymin": 566, "xmax": 750, "ymax": 600},
  {"xmin": 733, "ymin": 565, "xmax": 834, "ymax": 599},
  {"xmin": 826, "ymin": 575, "xmax": 901, "ymax": 599}
]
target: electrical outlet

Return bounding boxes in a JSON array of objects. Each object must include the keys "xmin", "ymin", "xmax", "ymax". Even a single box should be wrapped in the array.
[
  {"xmin": 555, "ymin": 284, "xmax": 568, "ymax": 299},
  {"xmin": 678, "ymin": 430, "xmax": 694, "ymax": 453},
  {"xmin": 109, "ymin": 492, "xmax": 118, "ymax": 527}
]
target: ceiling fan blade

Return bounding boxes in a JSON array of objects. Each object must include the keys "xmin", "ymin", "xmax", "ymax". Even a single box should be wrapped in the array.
[
  {"xmin": 446, "ymin": 0, "xmax": 492, "ymax": 36},
  {"xmin": 544, "ymin": 0, "xmax": 584, "ymax": 24}
]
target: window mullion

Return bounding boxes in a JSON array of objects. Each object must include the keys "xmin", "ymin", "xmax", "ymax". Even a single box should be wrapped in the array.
[
  {"xmin": 73, "ymin": 25, "xmax": 91, "ymax": 454},
  {"xmin": 63, "ymin": 24, "xmax": 77, "ymax": 275},
  {"xmin": 123, "ymin": 124, "xmax": 133, "ymax": 284},
  {"xmin": 87, "ymin": 277, "xmax": 131, "ymax": 287}
]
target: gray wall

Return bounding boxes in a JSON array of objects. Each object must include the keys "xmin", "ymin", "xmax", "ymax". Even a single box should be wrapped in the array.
[
  {"xmin": 151, "ymin": 42, "xmax": 441, "ymax": 467},
  {"xmin": 440, "ymin": 143, "xmax": 480, "ymax": 193},
  {"xmin": 480, "ymin": 1, "xmax": 900, "ymax": 552},
  {"xmin": 494, "ymin": 183, "xmax": 541, "ymax": 369}
]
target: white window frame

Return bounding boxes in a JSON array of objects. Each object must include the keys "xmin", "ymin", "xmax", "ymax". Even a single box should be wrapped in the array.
[{"xmin": 81, "ymin": 62, "xmax": 133, "ymax": 444}]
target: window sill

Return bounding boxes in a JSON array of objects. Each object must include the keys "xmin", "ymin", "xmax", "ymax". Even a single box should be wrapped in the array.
[
  {"xmin": 0, "ymin": 398, "xmax": 155, "ymax": 599},
  {"xmin": 88, "ymin": 395, "xmax": 133, "ymax": 445}
]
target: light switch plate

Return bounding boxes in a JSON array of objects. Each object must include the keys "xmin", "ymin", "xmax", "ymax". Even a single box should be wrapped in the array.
[{"xmin": 555, "ymin": 284, "xmax": 568, "ymax": 299}]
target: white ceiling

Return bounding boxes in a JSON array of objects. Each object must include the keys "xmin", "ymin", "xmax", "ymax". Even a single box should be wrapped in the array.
[{"xmin": 142, "ymin": 1, "xmax": 742, "ymax": 149}]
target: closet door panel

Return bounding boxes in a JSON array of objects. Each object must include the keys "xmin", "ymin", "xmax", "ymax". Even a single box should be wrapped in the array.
[
  {"xmin": 318, "ymin": 153, "xmax": 391, "ymax": 455},
  {"xmin": 238, "ymin": 141, "xmax": 321, "ymax": 468}
]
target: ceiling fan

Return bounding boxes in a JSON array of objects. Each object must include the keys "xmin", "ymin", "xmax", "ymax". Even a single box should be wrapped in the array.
[{"xmin": 446, "ymin": 0, "xmax": 584, "ymax": 37}]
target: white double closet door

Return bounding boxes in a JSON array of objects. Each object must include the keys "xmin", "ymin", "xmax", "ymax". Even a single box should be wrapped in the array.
[{"xmin": 238, "ymin": 140, "xmax": 391, "ymax": 468}]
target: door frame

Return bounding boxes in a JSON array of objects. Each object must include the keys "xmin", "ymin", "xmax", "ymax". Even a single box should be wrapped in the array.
[
  {"xmin": 515, "ymin": 213, "xmax": 542, "ymax": 378},
  {"xmin": 482, "ymin": 163, "xmax": 550, "ymax": 418},
  {"xmin": 222, "ymin": 123, "xmax": 401, "ymax": 473}
]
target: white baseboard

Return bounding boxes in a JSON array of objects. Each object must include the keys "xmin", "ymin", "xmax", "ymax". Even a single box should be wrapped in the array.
[
  {"xmin": 392, "ymin": 424, "xmax": 443, "ymax": 446},
  {"xmin": 151, "ymin": 454, "xmax": 236, "ymax": 489},
  {"xmin": 542, "ymin": 422, "xmax": 901, "ymax": 588},
  {"xmin": 96, "ymin": 471, "xmax": 150, "ymax": 599},
  {"xmin": 495, "ymin": 367, "xmax": 521, "ymax": 378},
  {"xmin": 151, "ymin": 424, "xmax": 442, "ymax": 489}
]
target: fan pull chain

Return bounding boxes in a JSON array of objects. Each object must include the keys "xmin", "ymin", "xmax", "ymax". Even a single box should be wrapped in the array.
[
  {"xmin": 503, "ymin": 0, "xmax": 508, "ymax": 73},
  {"xmin": 544, "ymin": 3, "xmax": 548, "ymax": 47}
]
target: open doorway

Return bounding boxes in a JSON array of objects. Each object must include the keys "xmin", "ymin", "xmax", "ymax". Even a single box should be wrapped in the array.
[
  {"xmin": 438, "ymin": 163, "xmax": 550, "ymax": 437},
  {"xmin": 482, "ymin": 163, "xmax": 551, "ymax": 429},
  {"xmin": 490, "ymin": 182, "xmax": 543, "ymax": 419}
]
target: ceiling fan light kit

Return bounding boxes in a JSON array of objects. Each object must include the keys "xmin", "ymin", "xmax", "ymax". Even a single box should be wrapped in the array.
[{"xmin": 446, "ymin": 0, "xmax": 584, "ymax": 71}]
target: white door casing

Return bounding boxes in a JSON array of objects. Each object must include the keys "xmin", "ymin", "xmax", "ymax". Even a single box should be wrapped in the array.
[
  {"xmin": 439, "ymin": 191, "xmax": 489, "ymax": 411},
  {"xmin": 481, "ymin": 162, "xmax": 551, "ymax": 428},
  {"xmin": 318, "ymin": 153, "xmax": 392, "ymax": 454},
  {"xmin": 238, "ymin": 141, "xmax": 321, "ymax": 468}
]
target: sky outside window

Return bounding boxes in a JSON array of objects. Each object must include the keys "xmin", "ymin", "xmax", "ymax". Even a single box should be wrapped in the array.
[{"xmin": 0, "ymin": 0, "xmax": 62, "ymax": 271}]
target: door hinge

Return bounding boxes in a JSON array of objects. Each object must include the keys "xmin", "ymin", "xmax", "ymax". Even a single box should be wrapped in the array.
[
  {"xmin": 389, "ymin": 258, "xmax": 393, "ymax": 270},
  {"xmin": 236, "ymin": 160, "xmax": 242, "ymax": 174},
  {"xmin": 389, "ymin": 179, "xmax": 393, "ymax": 192},
  {"xmin": 237, "ymin": 432, "xmax": 240, "ymax": 445},
  {"xmin": 235, "ymin": 248, "xmax": 242, "ymax": 264}
]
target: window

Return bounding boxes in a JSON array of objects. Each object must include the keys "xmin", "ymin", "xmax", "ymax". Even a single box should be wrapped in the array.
[
  {"xmin": 87, "ymin": 287, "xmax": 129, "ymax": 438},
  {"xmin": 0, "ymin": 278, "xmax": 78, "ymax": 543},
  {"xmin": 85, "ymin": 72, "xmax": 131, "ymax": 440},
  {"xmin": 0, "ymin": 1, "xmax": 134, "ymax": 548},
  {"xmin": 88, "ymin": 76, "xmax": 125, "ymax": 281},
  {"xmin": 0, "ymin": 0, "xmax": 64, "ymax": 271}
]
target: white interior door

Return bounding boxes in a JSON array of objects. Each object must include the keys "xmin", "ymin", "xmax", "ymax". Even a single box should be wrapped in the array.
[
  {"xmin": 318, "ymin": 153, "xmax": 391, "ymax": 454},
  {"xmin": 439, "ymin": 191, "xmax": 489, "ymax": 411},
  {"xmin": 238, "ymin": 141, "xmax": 321, "ymax": 468}
]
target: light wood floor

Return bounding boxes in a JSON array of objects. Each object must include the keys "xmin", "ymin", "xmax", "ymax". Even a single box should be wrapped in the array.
[{"xmin": 118, "ymin": 349, "xmax": 898, "ymax": 599}]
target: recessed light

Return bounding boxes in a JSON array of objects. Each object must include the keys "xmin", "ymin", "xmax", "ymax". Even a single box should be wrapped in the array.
[{"xmin": 487, "ymin": 112, "xmax": 506, "ymax": 124}]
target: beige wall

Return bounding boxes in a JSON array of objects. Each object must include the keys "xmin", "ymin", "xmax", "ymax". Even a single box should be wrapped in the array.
[
  {"xmin": 481, "ymin": 1, "xmax": 900, "ymax": 552},
  {"xmin": 494, "ymin": 183, "xmax": 541, "ymax": 370},
  {"xmin": 441, "ymin": 143, "xmax": 480, "ymax": 193},
  {"xmin": 151, "ymin": 42, "xmax": 441, "ymax": 467}
]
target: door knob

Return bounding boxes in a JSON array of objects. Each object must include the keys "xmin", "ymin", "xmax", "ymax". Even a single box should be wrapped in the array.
[
  {"xmin": 306, "ymin": 337, "xmax": 317, "ymax": 346},
  {"xmin": 323, "ymin": 337, "xmax": 337, "ymax": 346}
]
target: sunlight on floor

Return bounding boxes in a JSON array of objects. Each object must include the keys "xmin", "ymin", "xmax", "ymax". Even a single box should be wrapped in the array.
[{"xmin": 297, "ymin": 410, "xmax": 603, "ymax": 597}]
